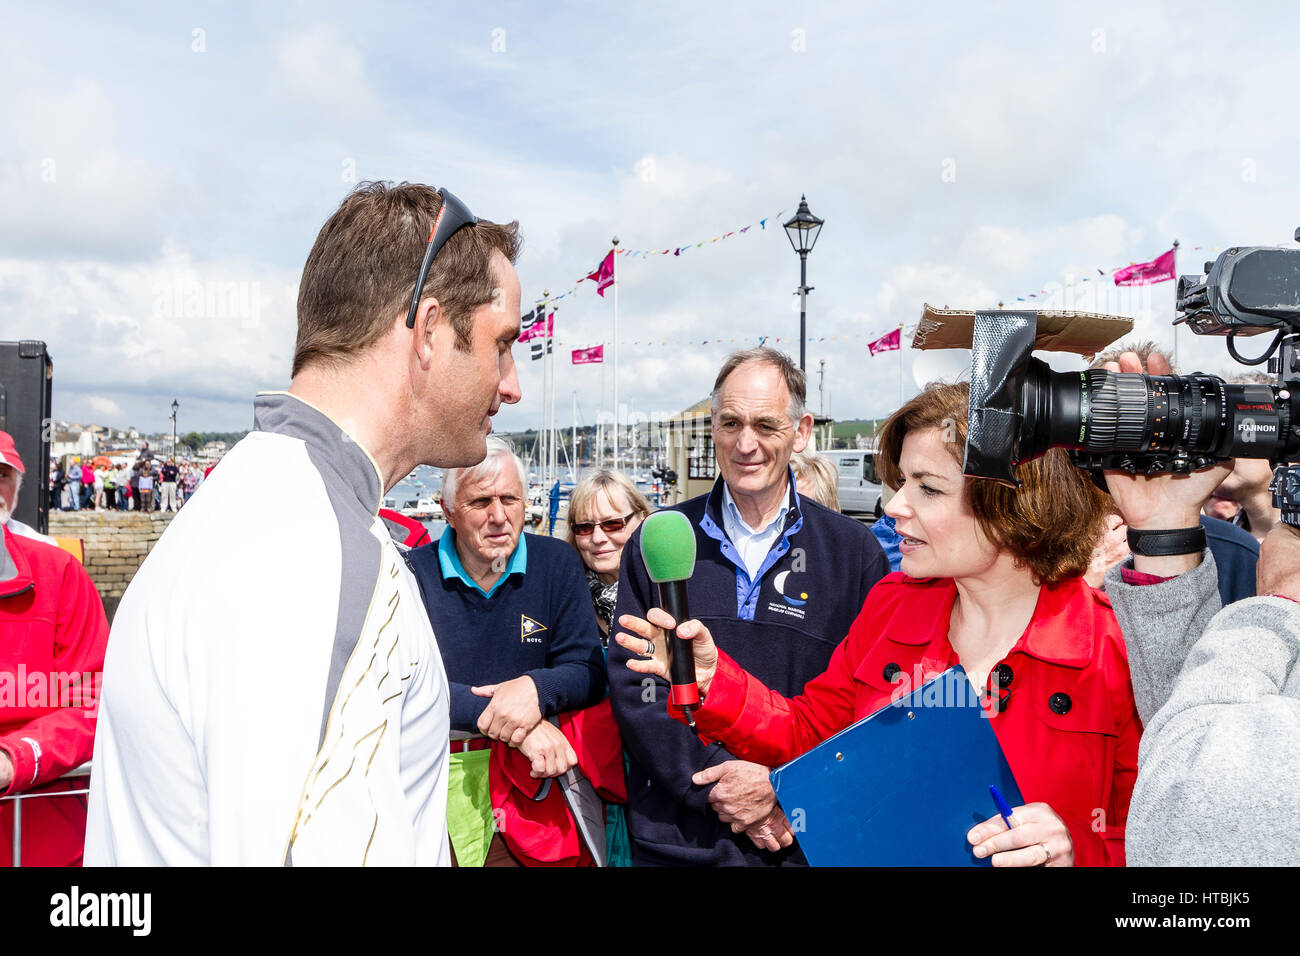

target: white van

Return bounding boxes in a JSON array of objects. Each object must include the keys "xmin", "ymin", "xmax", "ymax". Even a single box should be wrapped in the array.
[{"xmin": 821, "ymin": 449, "xmax": 884, "ymax": 517}]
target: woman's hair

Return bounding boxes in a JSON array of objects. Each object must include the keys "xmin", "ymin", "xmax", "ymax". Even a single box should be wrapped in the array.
[
  {"xmin": 565, "ymin": 470, "xmax": 654, "ymax": 553},
  {"xmin": 875, "ymin": 381, "xmax": 1108, "ymax": 586},
  {"xmin": 790, "ymin": 450, "xmax": 840, "ymax": 512}
]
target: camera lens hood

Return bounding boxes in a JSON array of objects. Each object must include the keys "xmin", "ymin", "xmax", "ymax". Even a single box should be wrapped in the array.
[{"xmin": 964, "ymin": 310, "xmax": 1037, "ymax": 487}]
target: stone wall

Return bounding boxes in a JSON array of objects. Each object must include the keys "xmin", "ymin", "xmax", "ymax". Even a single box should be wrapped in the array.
[{"xmin": 48, "ymin": 511, "xmax": 176, "ymax": 622}]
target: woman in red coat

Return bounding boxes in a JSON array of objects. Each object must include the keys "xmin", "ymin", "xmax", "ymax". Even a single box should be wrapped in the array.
[{"xmin": 619, "ymin": 382, "xmax": 1141, "ymax": 867}]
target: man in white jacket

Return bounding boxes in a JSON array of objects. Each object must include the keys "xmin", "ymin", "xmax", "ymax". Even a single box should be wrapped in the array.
[{"xmin": 86, "ymin": 183, "xmax": 524, "ymax": 865}]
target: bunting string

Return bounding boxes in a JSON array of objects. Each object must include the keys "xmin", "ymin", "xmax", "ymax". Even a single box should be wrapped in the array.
[
  {"xmin": 557, "ymin": 323, "xmax": 920, "ymax": 355},
  {"xmin": 610, "ymin": 206, "xmax": 786, "ymax": 258},
  {"xmin": 1004, "ymin": 243, "xmax": 1226, "ymax": 304},
  {"xmin": 541, "ymin": 233, "xmax": 1285, "ymax": 310},
  {"xmin": 532, "ymin": 206, "xmax": 790, "ymax": 304},
  {"xmin": 537, "ymin": 230, "xmax": 1256, "ymax": 356}
]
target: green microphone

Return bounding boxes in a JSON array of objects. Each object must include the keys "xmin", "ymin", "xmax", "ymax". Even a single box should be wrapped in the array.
[{"xmin": 639, "ymin": 511, "xmax": 701, "ymax": 726}]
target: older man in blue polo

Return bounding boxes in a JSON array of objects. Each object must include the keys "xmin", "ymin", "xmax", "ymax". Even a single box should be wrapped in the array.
[{"xmin": 407, "ymin": 437, "xmax": 605, "ymax": 866}]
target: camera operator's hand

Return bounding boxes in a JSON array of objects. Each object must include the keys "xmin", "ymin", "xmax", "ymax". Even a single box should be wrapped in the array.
[
  {"xmin": 1257, "ymin": 522, "xmax": 1300, "ymax": 600},
  {"xmin": 1086, "ymin": 512, "xmax": 1130, "ymax": 588},
  {"xmin": 1098, "ymin": 350, "xmax": 1172, "ymax": 378},
  {"xmin": 1100, "ymin": 350, "xmax": 1233, "ymax": 577}
]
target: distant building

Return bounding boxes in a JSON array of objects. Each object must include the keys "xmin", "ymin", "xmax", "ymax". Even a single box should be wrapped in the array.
[
  {"xmin": 51, "ymin": 425, "xmax": 97, "ymax": 461},
  {"xmin": 663, "ymin": 397, "xmax": 715, "ymax": 506},
  {"xmin": 662, "ymin": 398, "xmax": 833, "ymax": 506}
]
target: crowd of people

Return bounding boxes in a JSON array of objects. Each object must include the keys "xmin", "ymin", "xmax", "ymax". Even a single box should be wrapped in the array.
[
  {"xmin": 11, "ymin": 181, "xmax": 1297, "ymax": 868},
  {"xmin": 47, "ymin": 448, "xmax": 206, "ymax": 514}
]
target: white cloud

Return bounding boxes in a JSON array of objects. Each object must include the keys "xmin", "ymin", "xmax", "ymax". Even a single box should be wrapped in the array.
[
  {"xmin": 86, "ymin": 395, "xmax": 125, "ymax": 420},
  {"xmin": 272, "ymin": 24, "xmax": 390, "ymax": 137},
  {"xmin": 0, "ymin": 246, "xmax": 299, "ymax": 430},
  {"xmin": 4, "ymin": 1, "xmax": 1300, "ymax": 440},
  {"xmin": 0, "ymin": 79, "xmax": 171, "ymax": 261}
]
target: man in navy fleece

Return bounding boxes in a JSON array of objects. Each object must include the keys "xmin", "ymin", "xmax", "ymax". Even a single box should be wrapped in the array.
[
  {"xmin": 407, "ymin": 437, "xmax": 605, "ymax": 865},
  {"xmin": 608, "ymin": 348, "xmax": 890, "ymax": 866}
]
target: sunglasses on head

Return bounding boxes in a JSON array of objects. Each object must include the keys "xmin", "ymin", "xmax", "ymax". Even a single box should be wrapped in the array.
[
  {"xmin": 571, "ymin": 512, "xmax": 638, "ymax": 536},
  {"xmin": 405, "ymin": 187, "xmax": 480, "ymax": 329}
]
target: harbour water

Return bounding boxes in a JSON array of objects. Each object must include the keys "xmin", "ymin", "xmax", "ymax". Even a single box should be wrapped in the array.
[
  {"xmin": 385, "ymin": 464, "xmax": 447, "ymax": 539},
  {"xmin": 384, "ymin": 463, "xmax": 571, "ymax": 539},
  {"xmin": 385, "ymin": 464, "xmax": 443, "ymax": 512}
]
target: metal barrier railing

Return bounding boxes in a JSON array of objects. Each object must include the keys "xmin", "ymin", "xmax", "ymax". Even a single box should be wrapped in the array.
[{"xmin": 0, "ymin": 762, "xmax": 92, "ymax": 867}]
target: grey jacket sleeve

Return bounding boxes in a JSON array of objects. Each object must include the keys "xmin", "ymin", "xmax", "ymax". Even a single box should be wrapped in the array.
[
  {"xmin": 1103, "ymin": 551, "xmax": 1223, "ymax": 724},
  {"xmin": 1105, "ymin": 552, "xmax": 1300, "ymax": 865}
]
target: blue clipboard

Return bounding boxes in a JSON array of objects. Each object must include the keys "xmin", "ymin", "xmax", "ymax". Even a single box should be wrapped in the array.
[{"xmin": 768, "ymin": 666, "xmax": 1024, "ymax": 866}]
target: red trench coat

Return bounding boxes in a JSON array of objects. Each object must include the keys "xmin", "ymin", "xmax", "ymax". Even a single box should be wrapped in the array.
[{"xmin": 686, "ymin": 573, "xmax": 1141, "ymax": 866}]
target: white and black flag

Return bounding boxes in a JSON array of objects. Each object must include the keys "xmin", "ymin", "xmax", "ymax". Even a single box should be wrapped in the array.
[
  {"xmin": 519, "ymin": 306, "xmax": 554, "ymax": 361},
  {"xmin": 519, "ymin": 307, "xmax": 538, "ymax": 336}
]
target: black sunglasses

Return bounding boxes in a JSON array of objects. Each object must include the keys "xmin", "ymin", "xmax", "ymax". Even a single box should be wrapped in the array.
[
  {"xmin": 572, "ymin": 512, "xmax": 638, "ymax": 536},
  {"xmin": 404, "ymin": 187, "xmax": 480, "ymax": 328}
]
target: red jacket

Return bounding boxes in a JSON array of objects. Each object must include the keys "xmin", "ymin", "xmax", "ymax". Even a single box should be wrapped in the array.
[
  {"xmin": 0, "ymin": 526, "xmax": 109, "ymax": 866},
  {"xmin": 687, "ymin": 573, "xmax": 1141, "ymax": 867},
  {"xmin": 490, "ymin": 699, "xmax": 627, "ymax": 866},
  {"xmin": 377, "ymin": 508, "xmax": 432, "ymax": 550}
]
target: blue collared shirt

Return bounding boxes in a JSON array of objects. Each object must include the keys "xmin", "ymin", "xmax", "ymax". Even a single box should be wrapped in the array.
[
  {"xmin": 699, "ymin": 473, "xmax": 803, "ymax": 620},
  {"xmin": 720, "ymin": 482, "xmax": 791, "ymax": 579},
  {"xmin": 437, "ymin": 526, "xmax": 528, "ymax": 599}
]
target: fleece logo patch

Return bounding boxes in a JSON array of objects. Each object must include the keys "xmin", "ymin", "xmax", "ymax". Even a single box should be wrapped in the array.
[
  {"xmin": 766, "ymin": 549, "xmax": 810, "ymax": 620},
  {"xmin": 520, "ymin": 615, "xmax": 547, "ymax": 644},
  {"xmin": 773, "ymin": 570, "xmax": 810, "ymax": 607}
]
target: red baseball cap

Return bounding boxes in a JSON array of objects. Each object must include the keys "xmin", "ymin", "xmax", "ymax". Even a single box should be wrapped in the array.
[{"xmin": 0, "ymin": 431, "xmax": 25, "ymax": 473}]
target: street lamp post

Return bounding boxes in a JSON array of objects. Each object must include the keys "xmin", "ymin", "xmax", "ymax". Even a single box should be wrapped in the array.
[
  {"xmin": 783, "ymin": 195, "xmax": 824, "ymax": 372},
  {"xmin": 170, "ymin": 399, "xmax": 179, "ymax": 458}
]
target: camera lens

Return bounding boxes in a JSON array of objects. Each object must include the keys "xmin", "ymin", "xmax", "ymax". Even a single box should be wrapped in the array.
[
  {"xmin": 1085, "ymin": 372, "xmax": 1154, "ymax": 451},
  {"xmin": 1015, "ymin": 358, "xmax": 1288, "ymax": 470}
]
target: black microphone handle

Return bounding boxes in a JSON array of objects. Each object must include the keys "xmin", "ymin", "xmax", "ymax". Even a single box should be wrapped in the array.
[{"xmin": 657, "ymin": 579, "xmax": 700, "ymax": 705}]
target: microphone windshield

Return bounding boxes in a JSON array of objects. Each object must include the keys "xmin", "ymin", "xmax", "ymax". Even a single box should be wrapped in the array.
[{"xmin": 639, "ymin": 511, "xmax": 697, "ymax": 583}]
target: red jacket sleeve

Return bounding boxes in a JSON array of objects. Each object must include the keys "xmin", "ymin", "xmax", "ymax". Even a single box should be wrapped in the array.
[
  {"xmin": 1100, "ymin": 692, "xmax": 1140, "ymax": 867},
  {"xmin": 489, "ymin": 700, "xmax": 628, "ymax": 866},
  {"xmin": 685, "ymin": 600, "xmax": 876, "ymax": 766},
  {"xmin": 1061, "ymin": 623, "xmax": 1142, "ymax": 868},
  {"xmin": 493, "ymin": 699, "xmax": 628, "ymax": 803},
  {"xmin": 0, "ymin": 552, "xmax": 108, "ymax": 794}
]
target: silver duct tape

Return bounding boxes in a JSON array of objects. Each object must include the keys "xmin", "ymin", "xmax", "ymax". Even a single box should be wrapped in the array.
[{"xmin": 964, "ymin": 310, "xmax": 1037, "ymax": 486}]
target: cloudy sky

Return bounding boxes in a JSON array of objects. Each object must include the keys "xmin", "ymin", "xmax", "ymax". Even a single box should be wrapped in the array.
[{"xmin": 3, "ymin": 1, "xmax": 1297, "ymax": 436}]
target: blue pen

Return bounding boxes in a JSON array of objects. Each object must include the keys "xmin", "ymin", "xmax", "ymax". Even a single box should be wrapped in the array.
[{"xmin": 989, "ymin": 785, "xmax": 1016, "ymax": 829}]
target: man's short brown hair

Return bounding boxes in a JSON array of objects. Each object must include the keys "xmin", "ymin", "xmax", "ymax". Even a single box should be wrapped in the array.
[
  {"xmin": 876, "ymin": 381, "xmax": 1108, "ymax": 586},
  {"xmin": 710, "ymin": 347, "xmax": 807, "ymax": 423},
  {"xmin": 293, "ymin": 182, "xmax": 522, "ymax": 377}
]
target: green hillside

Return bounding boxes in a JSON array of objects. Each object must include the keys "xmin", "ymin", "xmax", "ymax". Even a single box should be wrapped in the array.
[{"xmin": 827, "ymin": 419, "xmax": 887, "ymax": 447}]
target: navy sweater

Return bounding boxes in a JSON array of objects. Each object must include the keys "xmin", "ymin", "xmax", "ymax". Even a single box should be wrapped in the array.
[
  {"xmin": 607, "ymin": 479, "xmax": 890, "ymax": 866},
  {"xmin": 407, "ymin": 533, "xmax": 606, "ymax": 732},
  {"xmin": 1201, "ymin": 515, "xmax": 1259, "ymax": 606}
]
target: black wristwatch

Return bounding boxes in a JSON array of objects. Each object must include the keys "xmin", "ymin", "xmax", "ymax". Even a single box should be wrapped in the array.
[{"xmin": 1126, "ymin": 525, "xmax": 1207, "ymax": 557}]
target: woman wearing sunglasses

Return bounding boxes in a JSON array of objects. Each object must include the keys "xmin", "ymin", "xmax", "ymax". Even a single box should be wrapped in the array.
[
  {"xmin": 566, "ymin": 470, "xmax": 654, "ymax": 646},
  {"xmin": 564, "ymin": 469, "xmax": 653, "ymax": 867}
]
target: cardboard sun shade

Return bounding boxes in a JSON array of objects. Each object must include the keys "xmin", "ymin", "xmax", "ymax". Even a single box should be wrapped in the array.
[{"xmin": 912, "ymin": 304, "xmax": 1134, "ymax": 361}]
